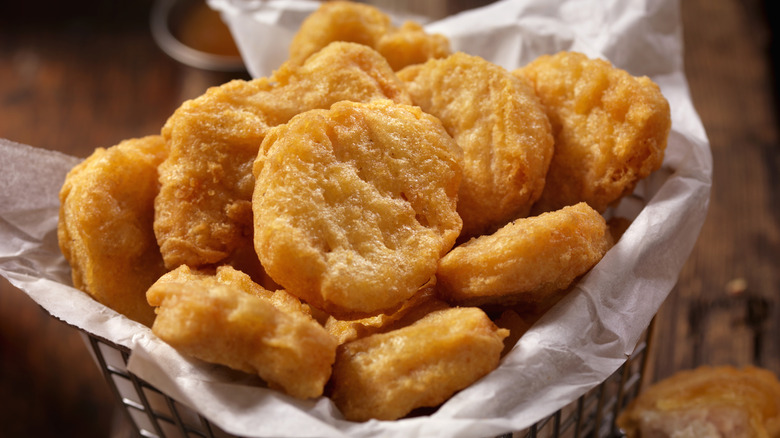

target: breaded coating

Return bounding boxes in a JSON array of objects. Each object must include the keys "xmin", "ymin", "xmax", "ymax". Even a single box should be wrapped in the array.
[
  {"xmin": 289, "ymin": 1, "xmax": 449, "ymax": 70},
  {"xmin": 376, "ymin": 21, "xmax": 451, "ymax": 71},
  {"xmin": 155, "ymin": 78, "xmax": 272, "ymax": 270},
  {"xmin": 330, "ymin": 307, "xmax": 508, "ymax": 421},
  {"xmin": 398, "ymin": 53, "xmax": 554, "ymax": 238},
  {"xmin": 253, "ymin": 99, "xmax": 462, "ymax": 316},
  {"xmin": 211, "ymin": 264, "xmax": 310, "ymax": 316},
  {"xmin": 289, "ymin": 1, "xmax": 390, "ymax": 67},
  {"xmin": 264, "ymin": 42, "xmax": 413, "ymax": 121},
  {"xmin": 146, "ymin": 265, "xmax": 337, "ymax": 399},
  {"xmin": 514, "ymin": 51, "xmax": 671, "ymax": 214},
  {"xmin": 58, "ymin": 136, "xmax": 168, "ymax": 327},
  {"xmin": 324, "ymin": 286, "xmax": 450, "ymax": 344},
  {"xmin": 436, "ymin": 202, "xmax": 613, "ymax": 306},
  {"xmin": 617, "ymin": 366, "xmax": 780, "ymax": 438},
  {"xmin": 155, "ymin": 42, "xmax": 411, "ymax": 269}
]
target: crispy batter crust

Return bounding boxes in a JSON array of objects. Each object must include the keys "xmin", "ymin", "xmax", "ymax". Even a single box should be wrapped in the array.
[
  {"xmin": 330, "ymin": 307, "xmax": 508, "ymax": 421},
  {"xmin": 515, "ymin": 51, "xmax": 671, "ymax": 214},
  {"xmin": 399, "ymin": 52, "xmax": 554, "ymax": 237},
  {"xmin": 147, "ymin": 265, "xmax": 337, "ymax": 399},
  {"xmin": 289, "ymin": 1, "xmax": 449, "ymax": 70},
  {"xmin": 289, "ymin": 1, "xmax": 390, "ymax": 66},
  {"xmin": 436, "ymin": 202, "xmax": 613, "ymax": 306},
  {"xmin": 253, "ymin": 99, "xmax": 462, "ymax": 316},
  {"xmin": 58, "ymin": 135, "xmax": 168, "ymax": 327},
  {"xmin": 376, "ymin": 21, "xmax": 451, "ymax": 71}
]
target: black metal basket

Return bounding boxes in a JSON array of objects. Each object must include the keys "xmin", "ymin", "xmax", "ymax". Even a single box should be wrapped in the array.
[{"xmin": 82, "ymin": 319, "xmax": 653, "ymax": 438}]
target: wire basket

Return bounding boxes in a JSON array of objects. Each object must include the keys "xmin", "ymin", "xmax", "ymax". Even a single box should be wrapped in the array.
[{"xmin": 81, "ymin": 319, "xmax": 653, "ymax": 438}]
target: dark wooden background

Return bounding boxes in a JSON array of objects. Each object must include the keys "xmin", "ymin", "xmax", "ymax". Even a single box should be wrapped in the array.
[{"xmin": 0, "ymin": 0, "xmax": 778, "ymax": 436}]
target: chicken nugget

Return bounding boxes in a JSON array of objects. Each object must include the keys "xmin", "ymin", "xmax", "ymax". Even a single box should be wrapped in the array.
[
  {"xmin": 155, "ymin": 78, "xmax": 271, "ymax": 270},
  {"xmin": 330, "ymin": 307, "xmax": 508, "ymax": 421},
  {"xmin": 155, "ymin": 42, "xmax": 411, "ymax": 269},
  {"xmin": 146, "ymin": 265, "xmax": 337, "ymax": 399},
  {"xmin": 617, "ymin": 366, "xmax": 780, "ymax": 438},
  {"xmin": 289, "ymin": 1, "xmax": 390, "ymax": 66},
  {"xmin": 212, "ymin": 263, "xmax": 311, "ymax": 317},
  {"xmin": 398, "ymin": 52, "xmax": 554, "ymax": 238},
  {"xmin": 514, "ymin": 51, "xmax": 671, "ymax": 214},
  {"xmin": 253, "ymin": 99, "xmax": 462, "ymax": 316},
  {"xmin": 58, "ymin": 135, "xmax": 168, "ymax": 327},
  {"xmin": 436, "ymin": 202, "xmax": 613, "ymax": 307},
  {"xmin": 288, "ymin": 1, "xmax": 449, "ymax": 70},
  {"xmin": 376, "ymin": 21, "xmax": 451, "ymax": 71}
]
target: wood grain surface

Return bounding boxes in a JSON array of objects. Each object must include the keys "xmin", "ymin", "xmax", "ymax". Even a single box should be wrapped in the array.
[
  {"xmin": 650, "ymin": 0, "xmax": 780, "ymax": 382},
  {"xmin": 0, "ymin": 0, "xmax": 777, "ymax": 437}
]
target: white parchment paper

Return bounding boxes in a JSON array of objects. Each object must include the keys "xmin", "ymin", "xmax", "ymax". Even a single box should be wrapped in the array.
[{"xmin": 0, "ymin": 0, "xmax": 711, "ymax": 436}]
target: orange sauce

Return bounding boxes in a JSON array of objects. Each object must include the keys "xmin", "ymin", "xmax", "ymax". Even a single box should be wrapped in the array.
[{"xmin": 174, "ymin": 1, "xmax": 241, "ymax": 57}]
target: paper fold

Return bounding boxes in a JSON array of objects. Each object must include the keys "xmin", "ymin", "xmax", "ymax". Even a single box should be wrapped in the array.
[{"xmin": 0, "ymin": 0, "xmax": 711, "ymax": 436}]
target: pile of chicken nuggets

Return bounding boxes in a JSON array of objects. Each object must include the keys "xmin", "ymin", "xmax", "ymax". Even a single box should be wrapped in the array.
[{"xmin": 57, "ymin": 1, "xmax": 671, "ymax": 422}]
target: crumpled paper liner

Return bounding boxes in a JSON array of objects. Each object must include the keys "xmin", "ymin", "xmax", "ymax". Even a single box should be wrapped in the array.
[{"xmin": 0, "ymin": 0, "xmax": 711, "ymax": 436}]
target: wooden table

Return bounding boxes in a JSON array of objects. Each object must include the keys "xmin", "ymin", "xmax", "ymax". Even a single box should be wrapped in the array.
[
  {"xmin": 650, "ymin": 0, "xmax": 780, "ymax": 382},
  {"xmin": 0, "ymin": 0, "xmax": 777, "ymax": 436}
]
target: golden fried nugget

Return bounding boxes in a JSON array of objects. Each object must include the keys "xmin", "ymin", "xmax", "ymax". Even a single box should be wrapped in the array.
[
  {"xmin": 289, "ymin": 1, "xmax": 449, "ymax": 70},
  {"xmin": 436, "ymin": 202, "xmax": 613, "ymax": 306},
  {"xmin": 147, "ymin": 265, "xmax": 337, "ymax": 399},
  {"xmin": 289, "ymin": 1, "xmax": 390, "ymax": 66},
  {"xmin": 58, "ymin": 136, "xmax": 168, "ymax": 327},
  {"xmin": 155, "ymin": 78, "xmax": 270, "ymax": 270},
  {"xmin": 376, "ymin": 21, "xmax": 451, "ymax": 71},
  {"xmin": 515, "ymin": 51, "xmax": 671, "ymax": 214},
  {"xmin": 212, "ymin": 264, "xmax": 311, "ymax": 317},
  {"xmin": 253, "ymin": 99, "xmax": 462, "ymax": 316},
  {"xmin": 324, "ymin": 286, "xmax": 450, "ymax": 344},
  {"xmin": 398, "ymin": 53, "xmax": 554, "ymax": 238},
  {"xmin": 617, "ymin": 366, "xmax": 780, "ymax": 438},
  {"xmin": 155, "ymin": 42, "xmax": 412, "ymax": 269},
  {"xmin": 330, "ymin": 307, "xmax": 508, "ymax": 421}
]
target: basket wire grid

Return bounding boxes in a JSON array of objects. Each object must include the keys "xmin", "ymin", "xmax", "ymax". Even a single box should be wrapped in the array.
[{"xmin": 82, "ymin": 320, "xmax": 653, "ymax": 438}]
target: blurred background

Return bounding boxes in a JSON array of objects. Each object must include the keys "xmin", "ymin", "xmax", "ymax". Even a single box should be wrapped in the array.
[{"xmin": 0, "ymin": 0, "xmax": 778, "ymax": 436}]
